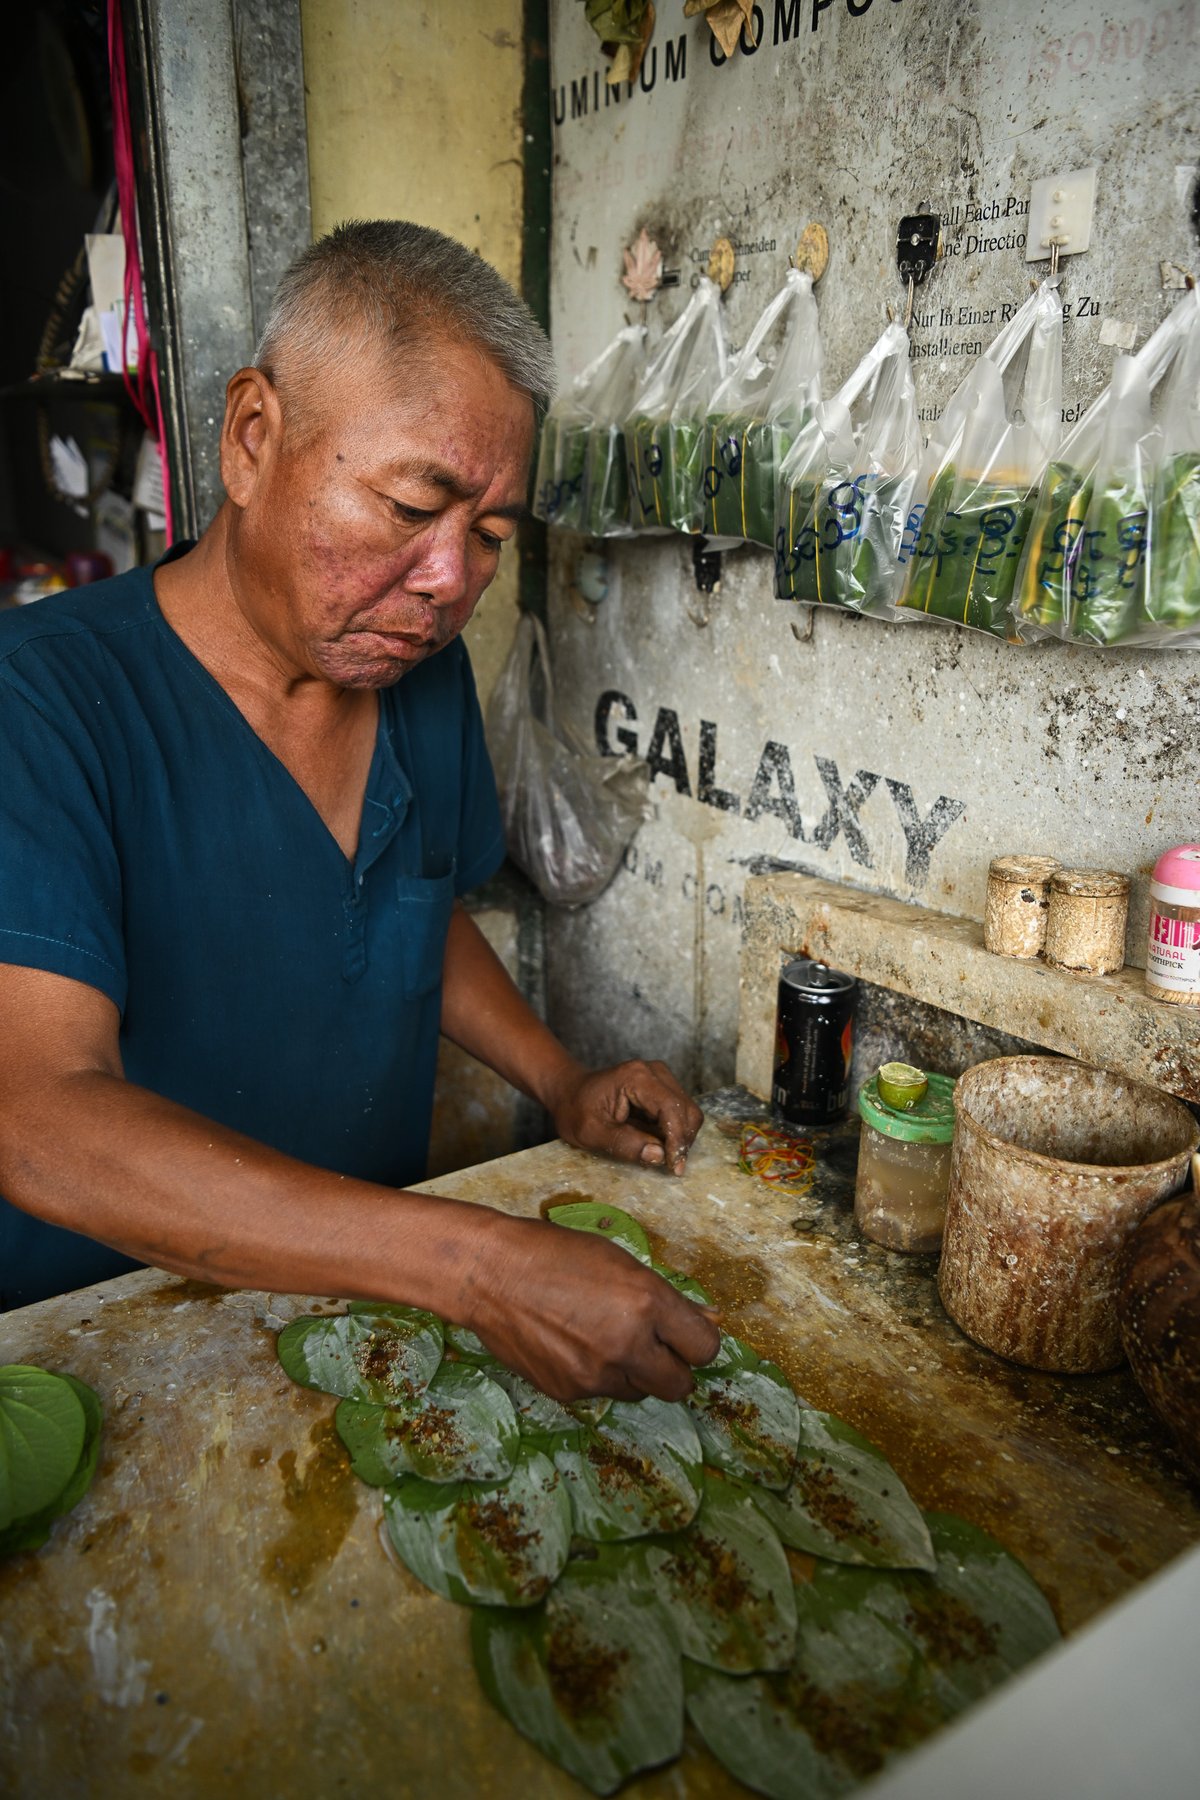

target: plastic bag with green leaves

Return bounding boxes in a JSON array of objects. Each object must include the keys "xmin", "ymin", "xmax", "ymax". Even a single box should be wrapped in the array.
[
  {"xmin": 532, "ymin": 325, "xmax": 646, "ymax": 537},
  {"xmin": 1011, "ymin": 291, "xmax": 1199, "ymax": 643},
  {"xmin": 624, "ymin": 277, "xmax": 728, "ymax": 534},
  {"xmin": 897, "ymin": 279, "xmax": 1063, "ymax": 637},
  {"xmin": 1065, "ymin": 355, "xmax": 1161, "ymax": 645},
  {"xmin": 699, "ymin": 268, "xmax": 822, "ymax": 547},
  {"xmin": 1146, "ymin": 287, "xmax": 1200, "ymax": 643},
  {"xmin": 775, "ymin": 320, "xmax": 920, "ymax": 617}
]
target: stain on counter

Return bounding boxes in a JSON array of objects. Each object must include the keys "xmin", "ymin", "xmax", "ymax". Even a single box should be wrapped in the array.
[{"xmin": 261, "ymin": 1417, "xmax": 359, "ymax": 1598}]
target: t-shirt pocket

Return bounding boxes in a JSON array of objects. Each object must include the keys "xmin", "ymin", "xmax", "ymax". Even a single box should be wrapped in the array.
[{"xmin": 395, "ymin": 866, "xmax": 456, "ymax": 998}]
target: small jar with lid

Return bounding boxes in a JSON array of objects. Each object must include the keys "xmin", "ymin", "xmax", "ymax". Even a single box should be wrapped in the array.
[
  {"xmin": 1146, "ymin": 844, "xmax": 1200, "ymax": 1006},
  {"xmin": 854, "ymin": 1071, "xmax": 957, "ymax": 1254},
  {"xmin": 1043, "ymin": 867, "xmax": 1130, "ymax": 976},
  {"xmin": 983, "ymin": 855, "xmax": 1061, "ymax": 959}
]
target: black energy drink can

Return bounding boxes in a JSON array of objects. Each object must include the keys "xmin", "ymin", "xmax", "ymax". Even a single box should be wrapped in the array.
[{"xmin": 772, "ymin": 960, "xmax": 858, "ymax": 1127}]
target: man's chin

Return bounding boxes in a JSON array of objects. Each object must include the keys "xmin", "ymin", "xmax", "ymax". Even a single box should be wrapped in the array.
[
  {"xmin": 317, "ymin": 659, "xmax": 413, "ymax": 690},
  {"xmin": 314, "ymin": 639, "xmax": 442, "ymax": 689}
]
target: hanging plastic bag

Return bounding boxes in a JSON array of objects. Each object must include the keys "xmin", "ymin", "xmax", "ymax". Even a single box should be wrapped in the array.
[
  {"xmin": 1145, "ymin": 287, "xmax": 1200, "ymax": 643},
  {"xmin": 774, "ymin": 320, "xmax": 920, "ymax": 617},
  {"xmin": 1066, "ymin": 355, "xmax": 1161, "ymax": 645},
  {"xmin": 699, "ymin": 268, "xmax": 822, "ymax": 547},
  {"xmin": 897, "ymin": 280, "xmax": 1063, "ymax": 637},
  {"xmin": 532, "ymin": 325, "xmax": 646, "ymax": 536},
  {"xmin": 1012, "ymin": 289, "xmax": 1199, "ymax": 644},
  {"xmin": 485, "ymin": 614, "xmax": 649, "ymax": 906},
  {"xmin": 624, "ymin": 277, "xmax": 728, "ymax": 534}
]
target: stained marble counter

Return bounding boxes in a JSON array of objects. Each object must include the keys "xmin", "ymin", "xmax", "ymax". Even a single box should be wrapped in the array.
[{"xmin": 0, "ymin": 1094, "xmax": 1196, "ymax": 1798}]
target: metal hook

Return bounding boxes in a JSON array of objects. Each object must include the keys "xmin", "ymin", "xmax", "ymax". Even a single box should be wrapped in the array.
[
  {"xmin": 1049, "ymin": 240, "xmax": 1061, "ymax": 279},
  {"xmin": 903, "ymin": 276, "xmax": 915, "ymax": 330}
]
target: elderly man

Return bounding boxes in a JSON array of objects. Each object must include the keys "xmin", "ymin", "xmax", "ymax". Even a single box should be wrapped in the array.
[{"xmin": 0, "ymin": 220, "xmax": 718, "ymax": 1399}]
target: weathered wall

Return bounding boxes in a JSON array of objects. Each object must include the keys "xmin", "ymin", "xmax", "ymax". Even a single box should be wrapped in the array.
[
  {"xmin": 543, "ymin": 0, "xmax": 1200, "ymax": 1092},
  {"xmin": 300, "ymin": 0, "xmax": 528, "ymax": 710},
  {"xmin": 300, "ymin": 2, "xmax": 540, "ymax": 1177}
]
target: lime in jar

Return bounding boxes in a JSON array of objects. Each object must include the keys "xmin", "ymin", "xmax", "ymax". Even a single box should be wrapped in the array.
[{"xmin": 854, "ymin": 1068, "xmax": 956, "ymax": 1254}]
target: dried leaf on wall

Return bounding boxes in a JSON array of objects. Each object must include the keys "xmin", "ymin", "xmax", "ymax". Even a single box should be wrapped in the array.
[
  {"xmin": 622, "ymin": 227, "xmax": 664, "ymax": 303},
  {"xmin": 586, "ymin": 0, "xmax": 657, "ymax": 85},
  {"xmin": 697, "ymin": 0, "xmax": 758, "ymax": 58}
]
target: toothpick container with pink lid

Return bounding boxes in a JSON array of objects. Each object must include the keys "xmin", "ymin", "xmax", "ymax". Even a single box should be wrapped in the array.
[{"xmin": 1145, "ymin": 844, "xmax": 1200, "ymax": 1006}]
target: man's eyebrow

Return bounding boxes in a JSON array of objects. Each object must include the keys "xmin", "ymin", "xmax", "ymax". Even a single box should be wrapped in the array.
[{"xmin": 390, "ymin": 460, "xmax": 528, "ymax": 519}]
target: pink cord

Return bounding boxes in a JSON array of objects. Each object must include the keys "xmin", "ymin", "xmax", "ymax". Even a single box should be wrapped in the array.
[{"xmin": 107, "ymin": 0, "xmax": 174, "ymax": 544}]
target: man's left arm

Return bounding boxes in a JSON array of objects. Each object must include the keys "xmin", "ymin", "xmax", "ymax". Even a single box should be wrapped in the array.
[{"xmin": 439, "ymin": 902, "xmax": 703, "ymax": 1175}]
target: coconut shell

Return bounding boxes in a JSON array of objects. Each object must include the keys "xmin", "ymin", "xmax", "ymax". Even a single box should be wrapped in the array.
[{"xmin": 1118, "ymin": 1186, "xmax": 1200, "ymax": 1482}]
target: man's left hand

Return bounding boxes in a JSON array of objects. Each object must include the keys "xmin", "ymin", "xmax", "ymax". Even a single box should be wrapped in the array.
[{"xmin": 548, "ymin": 1060, "xmax": 704, "ymax": 1176}]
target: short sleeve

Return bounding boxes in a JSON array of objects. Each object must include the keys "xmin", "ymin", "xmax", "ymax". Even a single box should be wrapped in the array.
[
  {"xmin": 0, "ymin": 679, "xmax": 127, "ymax": 1009},
  {"xmin": 453, "ymin": 643, "xmax": 506, "ymax": 895}
]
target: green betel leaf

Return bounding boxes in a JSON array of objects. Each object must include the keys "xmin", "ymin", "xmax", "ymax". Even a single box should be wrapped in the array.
[
  {"xmin": 686, "ymin": 1335, "xmax": 801, "ymax": 1491},
  {"xmin": 441, "ymin": 1323, "xmax": 494, "ymax": 1364},
  {"xmin": 489, "ymin": 1367, "xmax": 583, "ymax": 1440},
  {"xmin": 276, "ymin": 1308, "xmax": 443, "ymax": 1404},
  {"xmin": 812, "ymin": 1511, "xmax": 1061, "ymax": 1719},
  {"xmin": 651, "ymin": 1262, "xmax": 714, "ymax": 1306},
  {"xmin": 685, "ymin": 1572, "xmax": 944, "ymax": 1800},
  {"xmin": 645, "ymin": 1472, "xmax": 797, "ymax": 1673},
  {"xmin": 346, "ymin": 1299, "xmax": 442, "ymax": 1328},
  {"xmin": 471, "ymin": 1543, "xmax": 684, "ymax": 1796},
  {"xmin": 0, "ymin": 1366, "xmax": 88, "ymax": 1533},
  {"xmin": 546, "ymin": 1201, "xmax": 653, "ymax": 1264},
  {"xmin": 751, "ymin": 1410, "xmax": 936, "ymax": 1572},
  {"xmin": 566, "ymin": 1396, "xmax": 613, "ymax": 1427},
  {"xmin": 335, "ymin": 1363, "xmax": 520, "ymax": 1486},
  {"xmin": 383, "ymin": 1446, "xmax": 572, "ymax": 1608},
  {"xmin": 554, "ymin": 1398, "xmax": 703, "ymax": 1541},
  {"xmin": 41, "ymin": 1373, "xmax": 103, "ymax": 1514},
  {"xmin": 0, "ymin": 1372, "xmax": 103, "ymax": 1556}
]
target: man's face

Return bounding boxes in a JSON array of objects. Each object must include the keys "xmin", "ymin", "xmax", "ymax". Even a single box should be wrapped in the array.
[{"xmin": 233, "ymin": 335, "xmax": 535, "ymax": 689}]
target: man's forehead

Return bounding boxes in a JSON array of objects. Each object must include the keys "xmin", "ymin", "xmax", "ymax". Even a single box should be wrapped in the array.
[
  {"xmin": 359, "ymin": 327, "xmax": 531, "ymax": 418},
  {"xmin": 287, "ymin": 332, "xmax": 534, "ymax": 497}
]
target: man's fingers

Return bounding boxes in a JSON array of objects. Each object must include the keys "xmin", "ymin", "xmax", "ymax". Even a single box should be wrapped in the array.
[
  {"xmin": 605, "ymin": 1120, "xmax": 666, "ymax": 1167},
  {"xmin": 553, "ymin": 1058, "xmax": 702, "ymax": 1175},
  {"xmin": 621, "ymin": 1065, "xmax": 703, "ymax": 1173},
  {"xmin": 471, "ymin": 1217, "xmax": 724, "ymax": 1406},
  {"xmin": 658, "ymin": 1290, "xmax": 723, "ymax": 1369},
  {"xmin": 628, "ymin": 1336, "xmax": 701, "ymax": 1403}
]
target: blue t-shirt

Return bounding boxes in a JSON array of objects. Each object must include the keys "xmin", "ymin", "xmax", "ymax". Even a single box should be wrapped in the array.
[{"xmin": 0, "ymin": 550, "xmax": 505, "ymax": 1309}]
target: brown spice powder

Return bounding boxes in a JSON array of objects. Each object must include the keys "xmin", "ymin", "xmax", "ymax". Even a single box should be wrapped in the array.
[{"xmin": 545, "ymin": 1616, "xmax": 630, "ymax": 1724}]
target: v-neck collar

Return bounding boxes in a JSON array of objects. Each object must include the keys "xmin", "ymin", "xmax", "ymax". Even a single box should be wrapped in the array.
[{"xmin": 144, "ymin": 552, "xmax": 413, "ymax": 878}]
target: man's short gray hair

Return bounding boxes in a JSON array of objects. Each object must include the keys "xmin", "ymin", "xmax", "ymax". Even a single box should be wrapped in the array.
[{"xmin": 256, "ymin": 219, "xmax": 555, "ymax": 424}]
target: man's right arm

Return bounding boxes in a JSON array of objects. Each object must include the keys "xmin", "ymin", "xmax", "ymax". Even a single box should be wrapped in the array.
[{"xmin": 0, "ymin": 963, "xmax": 719, "ymax": 1399}]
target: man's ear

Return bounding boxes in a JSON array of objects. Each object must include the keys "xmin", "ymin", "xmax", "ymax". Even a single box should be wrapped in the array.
[{"xmin": 220, "ymin": 367, "xmax": 282, "ymax": 508}]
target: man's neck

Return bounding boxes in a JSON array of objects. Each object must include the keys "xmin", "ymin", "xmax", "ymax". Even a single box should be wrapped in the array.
[{"xmin": 153, "ymin": 508, "xmax": 380, "ymax": 862}]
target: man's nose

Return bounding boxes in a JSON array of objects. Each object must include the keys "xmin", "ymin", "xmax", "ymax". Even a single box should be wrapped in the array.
[{"xmin": 405, "ymin": 523, "xmax": 471, "ymax": 605}]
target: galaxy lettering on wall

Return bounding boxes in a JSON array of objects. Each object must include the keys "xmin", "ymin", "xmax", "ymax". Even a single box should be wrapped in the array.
[{"xmin": 595, "ymin": 691, "xmax": 966, "ymax": 889}]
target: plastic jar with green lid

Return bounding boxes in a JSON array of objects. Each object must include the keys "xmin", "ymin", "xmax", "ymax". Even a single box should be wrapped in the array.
[{"xmin": 855, "ymin": 1071, "xmax": 957, "ymax": 1253}]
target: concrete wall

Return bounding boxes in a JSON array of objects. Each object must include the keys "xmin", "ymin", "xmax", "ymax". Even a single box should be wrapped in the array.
[
  {"xmin": 543, "ymin": 0, "xmax": 1200, "ymax": 1093},
  {"xmin": 300, "ymin": 1, "xmax": 539, "ymax": 1176},
  {"xmin": 300, "ymin": 0, "xmax": 528, "ymax": 710}
]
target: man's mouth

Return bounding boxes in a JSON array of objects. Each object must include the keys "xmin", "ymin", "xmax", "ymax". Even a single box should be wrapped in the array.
[{"xmin": 353, "ymin": 628, "xmax": 439, "ymax": 658}]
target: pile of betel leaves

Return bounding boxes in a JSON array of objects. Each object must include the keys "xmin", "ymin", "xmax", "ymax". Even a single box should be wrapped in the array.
[
  {"xmin": 0, "ymin": 1364, "xmax": 103, "ymax": 1556},
  {"xmin": 277, "ymin": 1203, "xmax": 1060, "ymax": 1797}
]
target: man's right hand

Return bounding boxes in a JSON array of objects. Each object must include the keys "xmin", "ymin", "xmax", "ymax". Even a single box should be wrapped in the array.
[{"xmin": 460, "ymin": 1211, "xmax": 722, "ymax": 1403}]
